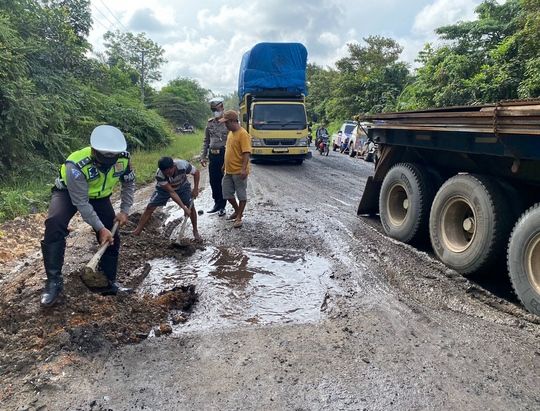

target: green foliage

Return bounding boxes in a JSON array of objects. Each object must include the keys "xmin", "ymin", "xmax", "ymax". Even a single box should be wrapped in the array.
[
  {"xmin": 307, "ymin": 37, "xmax": 411, "ymax": 122},
  {"xmin": 151, "ymin": 78, "xmax": 210, "ymax": 128},
  {"xmin": 401, "ymin": 0, "xmax": 538, "ymax": 109},
  {"xmin": 0, "ymin": 182, "xmax": 52, "ymax": 222}
]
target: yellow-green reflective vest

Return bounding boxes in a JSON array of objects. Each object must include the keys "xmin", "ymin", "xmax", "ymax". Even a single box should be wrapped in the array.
[{"xmin": 59, "ymin": 147, "xmax": 130, "ymax": 199}]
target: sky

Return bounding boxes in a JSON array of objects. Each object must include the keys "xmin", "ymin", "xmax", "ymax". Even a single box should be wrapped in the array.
[{"xmin": 88, "ymin": 0, "xmax": 485, "ymax": 96}]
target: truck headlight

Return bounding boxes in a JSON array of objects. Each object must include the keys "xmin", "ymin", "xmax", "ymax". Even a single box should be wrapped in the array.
[
  {"xmin": 296, "ymin": 138, "xmax": 308, "ymax": 146},
  {"xmin": 251, "ymin": 138, "xmax": 264, "ymax": 146}
]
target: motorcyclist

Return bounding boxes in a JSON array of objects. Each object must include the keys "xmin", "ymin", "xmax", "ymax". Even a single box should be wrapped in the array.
[
  {"xmin": 316, "ymin": 123, "xmax": 329, "ymax": 152},
  {"xmin": 363, "ymin": 136, "xmax": 376, "ymax": 162}
]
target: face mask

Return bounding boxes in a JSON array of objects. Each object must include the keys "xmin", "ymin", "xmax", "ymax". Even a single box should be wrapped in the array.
[
  {"xmin": 94, "ymin": 151, "xmax": 119, "ymax": 173},
  {"xmin": 213, "ymin": 110, "xmax": 223, "ymax": 118}
]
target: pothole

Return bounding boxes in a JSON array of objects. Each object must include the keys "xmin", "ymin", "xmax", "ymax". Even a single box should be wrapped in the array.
[{"xmin": 138, "ymin": 246, "xmax": 332, "ymax": 331}]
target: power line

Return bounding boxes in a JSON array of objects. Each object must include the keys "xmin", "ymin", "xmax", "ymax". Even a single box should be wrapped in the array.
[
  {"xmin": 92, "ymin": 4, "xmax": 121, "ymax": 32},
  {"xmin": 96, "ymin": 0, "xmax": 129, "ymax": 32},
  {"xmin": 90, "ymin": 12, "xmax": 110, "ymax": 31}
]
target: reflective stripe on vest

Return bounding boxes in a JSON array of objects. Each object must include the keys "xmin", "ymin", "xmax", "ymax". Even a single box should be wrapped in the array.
[{"xmin": 59, "ymin": 147, "xmax": 129, "ymax": 199}]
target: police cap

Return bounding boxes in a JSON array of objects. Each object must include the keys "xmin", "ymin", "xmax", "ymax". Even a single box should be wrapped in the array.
[{"xmin": 90, "ymin": 125, "xmax": 127, "ymax": 154}]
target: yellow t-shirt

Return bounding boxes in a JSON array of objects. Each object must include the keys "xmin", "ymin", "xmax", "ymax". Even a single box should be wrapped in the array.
[{"xmin": 224, "ymin": 127, "xmax": 252, "ymax": 174}]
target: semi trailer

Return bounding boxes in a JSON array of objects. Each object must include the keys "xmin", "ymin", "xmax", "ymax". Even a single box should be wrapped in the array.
[{"xmin": 358, "ymin": 100, "xmax": 540, "ymax": 315}]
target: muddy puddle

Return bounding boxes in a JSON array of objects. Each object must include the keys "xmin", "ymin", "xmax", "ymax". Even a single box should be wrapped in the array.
[{"xmin": 137, "ymin": 246, "xmax": 332, "ymax": 332}]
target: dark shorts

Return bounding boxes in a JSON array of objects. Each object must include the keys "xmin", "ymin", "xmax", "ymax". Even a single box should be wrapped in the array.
[{"xmin": 148, "ymin": 184, "xmax": 192, "ymax": 208}]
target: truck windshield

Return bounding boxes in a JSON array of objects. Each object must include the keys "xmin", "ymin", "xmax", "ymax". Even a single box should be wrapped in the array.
[{"xmin": 252, "ymin": 104, "xmax": 306, "ymax": 130}]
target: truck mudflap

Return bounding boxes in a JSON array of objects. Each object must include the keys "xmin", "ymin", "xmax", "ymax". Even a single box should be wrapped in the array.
[
  {"xmin": 357, "ymin": 144, "xmax": 403, "ymax": 216},
  {"xmin": 357, "ymin": 176, "xmax": 381, "ymax": 216}
]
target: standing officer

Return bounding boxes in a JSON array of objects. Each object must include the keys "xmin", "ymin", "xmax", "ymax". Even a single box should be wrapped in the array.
[
  {"xmin": 201, "ymin": 97, "xmax": 228, "ymax": 216},
  {"xmin": 40, "ymin": 125, "xmax": 136, "ymax": 306}
]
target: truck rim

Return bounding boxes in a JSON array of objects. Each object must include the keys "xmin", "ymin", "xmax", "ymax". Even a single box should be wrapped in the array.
[
  {"xmin": 387, "ymin": 183, "xmax": 409, "ymax": 227},
  {"xmin": 526, "ymin": 234, "xmax": 540, "ymax": 294},
  {"xmin": 441, "ymin": 196, "xmax": 477, "ymax": 253}
]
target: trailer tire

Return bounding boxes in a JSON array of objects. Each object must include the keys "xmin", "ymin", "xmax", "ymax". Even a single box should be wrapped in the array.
[
  {"xmin": 507, "ymin": 204, "xmax": 540, "ymax": 315},
  {"xmin": 379, "ymin": 163, "xmax": 436, "ymax": 244},
  {"xmin": 429, "ymin": 174, "xmax": 512, "ymax": 275}
]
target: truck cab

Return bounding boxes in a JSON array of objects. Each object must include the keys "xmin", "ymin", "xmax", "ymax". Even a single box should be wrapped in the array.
[{"xmin": 241, "ymin": 94, "xmax": 309, "ymax": 163}]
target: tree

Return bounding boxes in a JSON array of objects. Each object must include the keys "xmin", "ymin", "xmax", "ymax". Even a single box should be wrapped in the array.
[
  {"xmin": 305, "ymin": 63, "xmax": 338, "ymax": 122},
  {"xmin": 150, "ymin": 78, "xmax": 210, "ymax": 128},
  {"xmin": 400, "ymin": 0, "xmax": 539, "ymax": 109},
  {"xmin": 103, "ymin": 30, "xmax": 166, "ymax": 102},
  {"xmin": 333, "ymin": 37, "xmax": 410, "ymax": 117}
]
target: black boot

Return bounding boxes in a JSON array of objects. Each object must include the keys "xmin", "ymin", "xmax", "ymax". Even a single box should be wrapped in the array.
[
  {"xmin": 207, "ymin": 204, "xmax": 220, "ymax": 214},
  {"xmin": 98, "ymin": 254, "xmax": 132, "ymax": 296},
  {"xmin": 40, "ymin": 239, "xmax": 65, "ymax": 307}
]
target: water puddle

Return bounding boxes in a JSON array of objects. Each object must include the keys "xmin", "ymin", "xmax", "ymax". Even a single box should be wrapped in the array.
[{"xmin": 138, "ymin": 246, "xmax": 332, "ymax": 331}]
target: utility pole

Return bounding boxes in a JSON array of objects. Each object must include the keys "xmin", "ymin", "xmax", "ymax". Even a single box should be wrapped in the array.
[{"xmin": 140, "ymin": 49, "xmax": 145, "ymax": 103}]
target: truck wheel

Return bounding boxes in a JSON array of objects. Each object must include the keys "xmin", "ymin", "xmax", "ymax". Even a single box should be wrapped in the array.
[
  {"xmin": 429, "ymin": 174, "xmax": 512, "ymax": 275},
  {"xmin": 379, "ymin": 163, "xmax": 436, "ymax": 244},
  {"xmin": 507, "ymin": 204, "xmax": 540, "ymax": 315}
]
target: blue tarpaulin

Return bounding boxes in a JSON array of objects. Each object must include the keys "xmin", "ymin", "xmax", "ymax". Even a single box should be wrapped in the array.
[{"xmin": 238, "ymin": 42, "xmax": 308, "ymax": 100}]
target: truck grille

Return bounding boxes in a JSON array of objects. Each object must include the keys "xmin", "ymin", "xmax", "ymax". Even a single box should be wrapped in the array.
[{"xmin": 264, "ymin": 139, "xmax": 296, "ymax": 146}]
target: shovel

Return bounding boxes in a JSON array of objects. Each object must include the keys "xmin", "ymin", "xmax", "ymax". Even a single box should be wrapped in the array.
[
  {"xmin": 80, "ymin": 222, "xmax": 119, "ymax": 288},
  {"xmin": 173, "ymin": 204, "xmax": 192, "ymax": 246}
]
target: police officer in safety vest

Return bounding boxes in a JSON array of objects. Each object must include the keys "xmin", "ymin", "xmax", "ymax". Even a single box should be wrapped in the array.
[
  {"xmin": 40, "ymin": 125, "xmax": 136, "ymax": 307},
  {"xmin": 201, "ymin": 97, "xmax": 228, "ymax": 216}
]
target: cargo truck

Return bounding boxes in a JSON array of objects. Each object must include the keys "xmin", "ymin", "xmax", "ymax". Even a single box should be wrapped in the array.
[
  {"xmin": 238, "ymin": 42, "xmax": 311, "ymax": 164},
  {"xmin": 357, "ymin": 100, "xmax": 540, "ymax": 315}
]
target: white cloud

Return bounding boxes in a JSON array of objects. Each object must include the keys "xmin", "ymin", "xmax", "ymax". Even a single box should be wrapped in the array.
[
  {"xmin": 89, "ymin": 0, "xmax": 486, "ymax": 94},
  {"xmin": 413, "ymin": 0, "xmax": 479, "ymax": 36}
]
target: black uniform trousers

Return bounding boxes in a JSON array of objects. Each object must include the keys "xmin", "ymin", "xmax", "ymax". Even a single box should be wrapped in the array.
[
  {"xmin": 209, "ymin": 149, "xmax": 226, "ymax": 209},
  {"xmin": 44, "ymin": 189, "xmax": 120, "ymax": 258}
]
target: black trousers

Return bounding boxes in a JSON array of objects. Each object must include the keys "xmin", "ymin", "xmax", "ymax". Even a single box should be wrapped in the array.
[
  {"xmin": 44, "ymin": 189, "xmax": 120, "ymax": 258},
  {"xmin": 209, "ymin": 150, "xmax": 226, "ymax": 209}
]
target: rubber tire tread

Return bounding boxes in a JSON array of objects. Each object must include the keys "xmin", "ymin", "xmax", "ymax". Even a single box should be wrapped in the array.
[
  {"xmin": 507, "ymin": 203, "xmax": 540, "ymax": 315},
  {"xmin": 429, "ymin": 174, "xmax": 513, "ymax": 275},
  {"xmin": 379, "ymin": 163, "xmax": 436, "ymax": 244}
]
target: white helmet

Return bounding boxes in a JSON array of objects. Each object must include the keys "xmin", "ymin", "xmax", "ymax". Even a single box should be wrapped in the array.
[{"xmin": 90, "ymin": 125, "xmax": 127, "ymax": 153}]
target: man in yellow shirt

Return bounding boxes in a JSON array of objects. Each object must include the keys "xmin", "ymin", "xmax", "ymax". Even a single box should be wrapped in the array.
[{"xmin": 219, "ymin": 110, "xmax": 252, "ymax": 228}]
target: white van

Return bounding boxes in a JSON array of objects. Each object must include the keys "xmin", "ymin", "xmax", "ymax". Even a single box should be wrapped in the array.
[
  {"xmin": 332, "ymin": 121, "xmax": 356, "ymax": 151},
  {"xmin": 348, "ymin": 122, "xmax": 372, "ymax": 157}
]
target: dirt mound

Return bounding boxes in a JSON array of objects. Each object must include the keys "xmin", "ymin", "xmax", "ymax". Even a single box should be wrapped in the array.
[
  {"xmin": 0, "ymin": 213, "xmax": 45, "ymax": 265},
  {"xmin": 0, "ymin": 212, "xmax": 200, "ymax": 403}
]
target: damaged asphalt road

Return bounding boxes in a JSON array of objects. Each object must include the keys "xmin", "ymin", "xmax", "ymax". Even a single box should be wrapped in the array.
[{"xmin": 1, "ymin": 149, "xmax": 539, "ymax": 410}]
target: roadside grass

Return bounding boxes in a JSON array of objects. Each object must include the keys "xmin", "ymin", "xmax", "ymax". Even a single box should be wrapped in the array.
[
  {"xmin": 131, "ymin": 131, "xmax": 203, "ymax": 183},
  {"xmin": 0, "ymin": 181, "xmax": 53, "ymax": 223},
  {"xmin": 0, "ymin": 131, "xmax": 204, "ymax": 223}
]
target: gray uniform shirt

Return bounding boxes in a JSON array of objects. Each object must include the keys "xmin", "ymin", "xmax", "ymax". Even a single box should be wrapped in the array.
[
  {"xmin": 201, "ymin": 118, "xmax": 229, "ymax": 160},
  {"xmin": 64, "ymin": 162, "xmax": 136, "ymax": 232}
]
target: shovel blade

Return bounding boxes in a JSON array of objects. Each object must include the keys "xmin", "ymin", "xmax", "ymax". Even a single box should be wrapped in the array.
[{"xmin": 80, "ymin": 267, "xmax": 109, "ymax": 289}]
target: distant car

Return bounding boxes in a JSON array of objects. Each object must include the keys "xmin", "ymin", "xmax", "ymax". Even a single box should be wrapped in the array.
[
  {"xmin": 348, "ymin": 122, "xmax": 372, "ymax": 157},
  {"xmin": 332, "ymin": 121, "xmax": 356, "ymax": 151}
]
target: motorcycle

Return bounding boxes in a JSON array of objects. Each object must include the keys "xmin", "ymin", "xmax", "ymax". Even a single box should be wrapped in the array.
[{"xmin": 317, "ymin": 134, "xmax": 330, "ymax": 156}]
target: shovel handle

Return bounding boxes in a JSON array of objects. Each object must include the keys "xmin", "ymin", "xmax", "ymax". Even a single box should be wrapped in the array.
[
  {"xmin": 176, "ymin": 204, "xmax": 193, "ymax": 242},
  {"xmin": 85, "ymin": 222, "xmax": 119, "ymax": 272}
]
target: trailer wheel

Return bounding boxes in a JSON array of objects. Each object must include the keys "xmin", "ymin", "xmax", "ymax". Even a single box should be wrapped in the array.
[
  {"xmin": 429, "ymin": 174, "xmax": 512, "ymax": 275},
  {"xmin": 507, "ymin": 204, "xmax": 540, "ymax": 315},
  {"xmin": 379, "ymin": 163, "xmax": 436, "ymax": 243}
]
